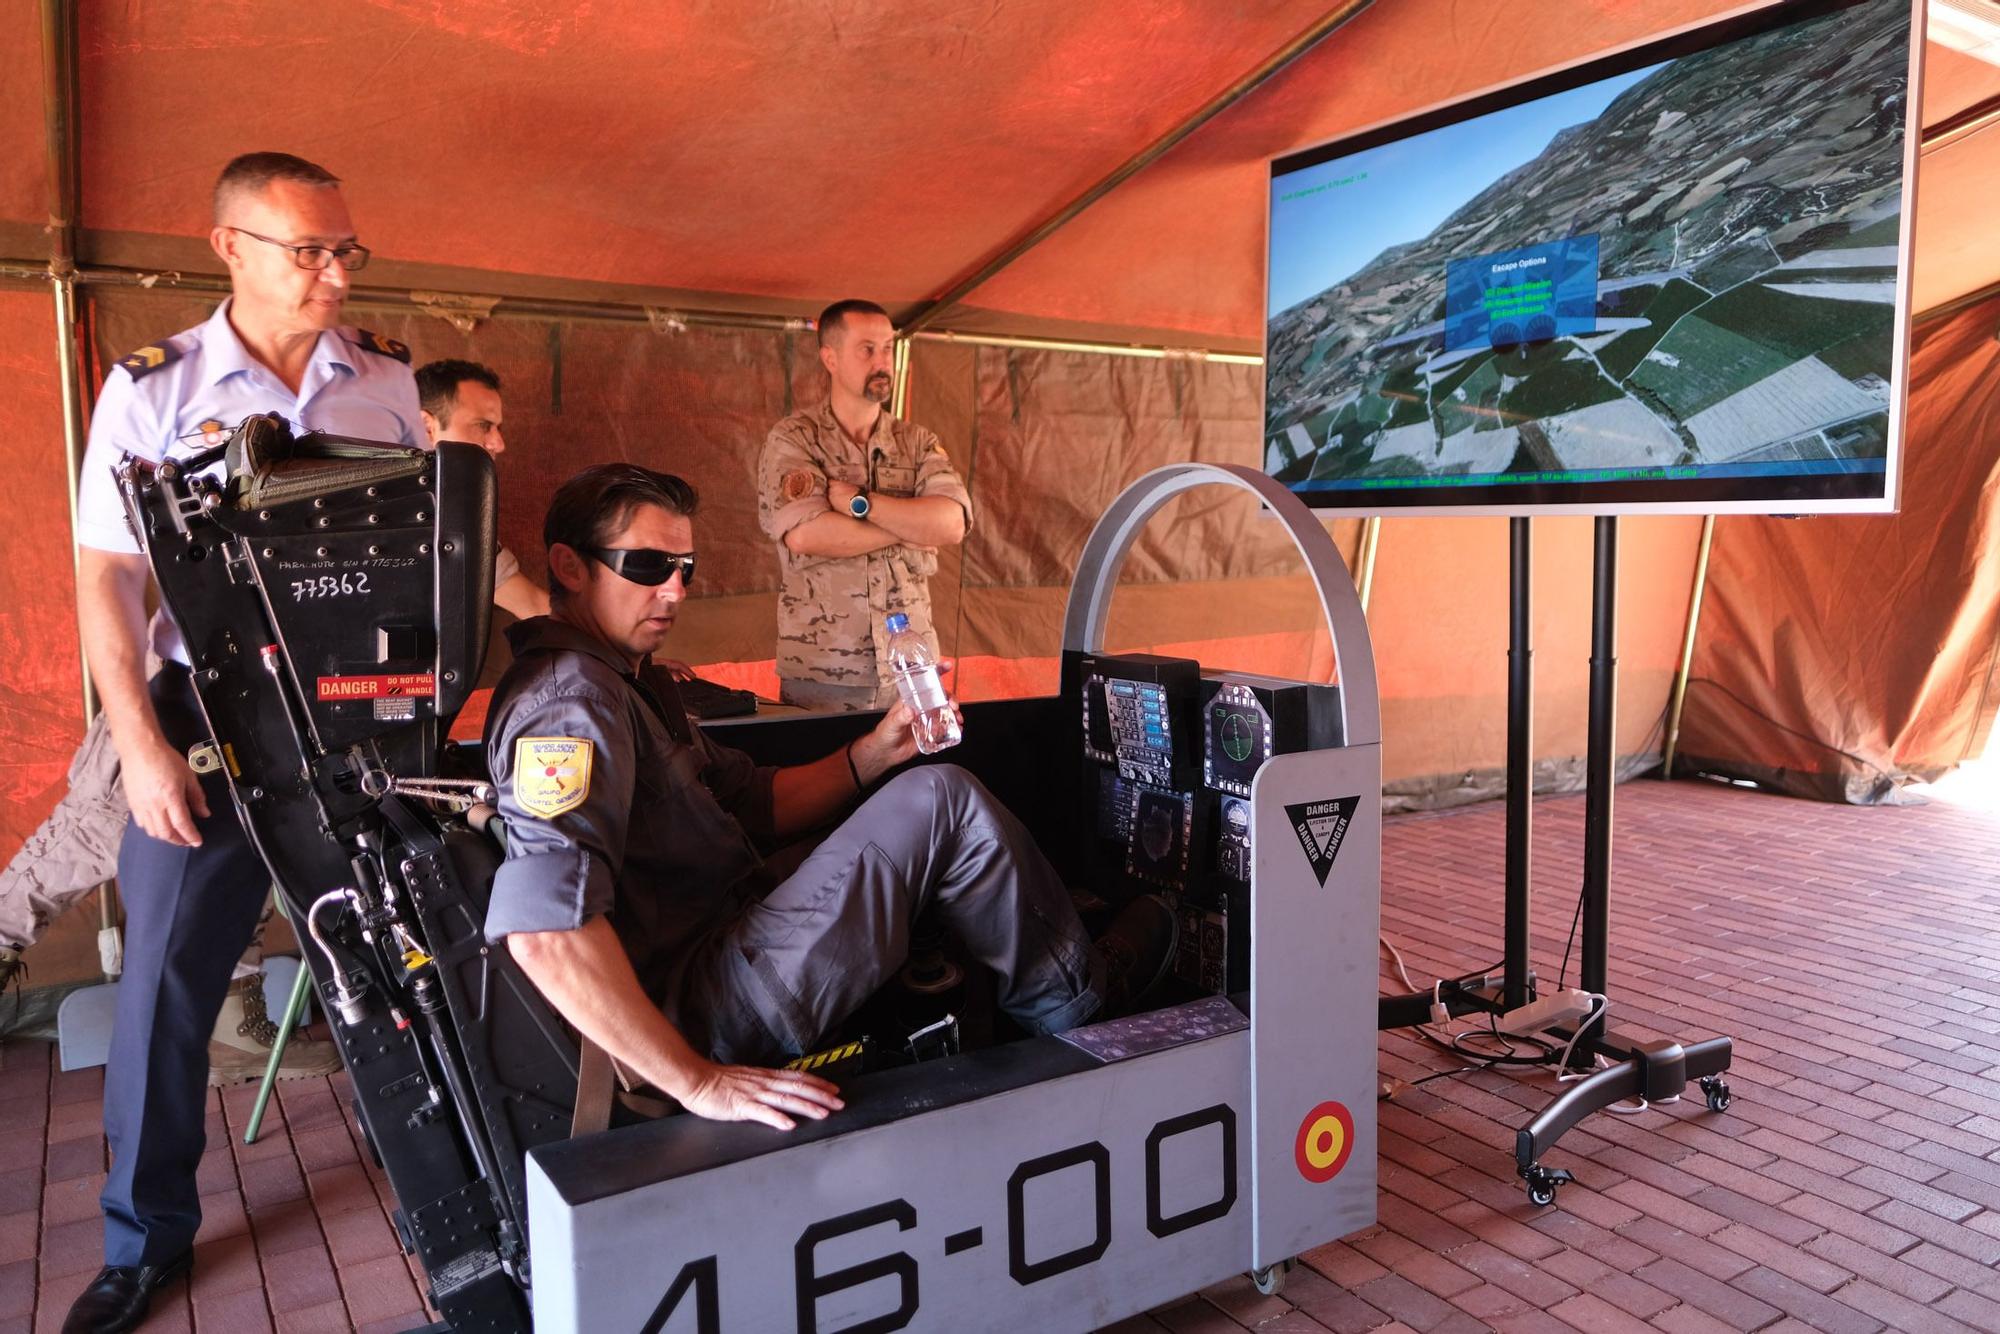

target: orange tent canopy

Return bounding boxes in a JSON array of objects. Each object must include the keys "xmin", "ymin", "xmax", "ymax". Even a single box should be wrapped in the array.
[{"xmin": 1, "ymin": 1, "xmax": 1990, "ymax": 341}]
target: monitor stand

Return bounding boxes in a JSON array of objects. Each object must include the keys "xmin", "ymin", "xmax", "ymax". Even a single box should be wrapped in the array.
[{"xmin": 1380, "ymin": 516, "xmax": 1735, "ymax": 1208}]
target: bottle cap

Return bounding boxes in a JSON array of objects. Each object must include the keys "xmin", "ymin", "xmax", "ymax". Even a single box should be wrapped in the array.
[{"xmin": 885, "ymin": 612, "xmax": 910, "ymax": 633}]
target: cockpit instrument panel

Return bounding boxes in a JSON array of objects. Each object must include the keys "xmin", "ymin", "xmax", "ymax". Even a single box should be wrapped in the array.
[
  {"xmin": 1068, "ymin": 652, "xmax": 1342, "ymax": 997},
  {"xmin": 1204, "ymin": 683, "xmax": 1274, "ymax": 796},
  {"xmin": 1077, "ymin": 654, "xmax": 1201, "ymax": 792},
  {"xmin": 1198, "ymin": 675, "xmax": 1343, "ymax": 796}
]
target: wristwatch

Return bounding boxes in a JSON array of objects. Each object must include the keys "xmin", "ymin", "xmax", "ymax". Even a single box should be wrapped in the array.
[{"xmin": 848, "ymin": 492, "xmax": 872, "ymax": 520}]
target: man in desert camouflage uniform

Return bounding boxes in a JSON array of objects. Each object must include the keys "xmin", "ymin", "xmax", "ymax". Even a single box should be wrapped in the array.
[{"xmin": 756, "ymin": 299, "xmax": 971, "ymax": 711}]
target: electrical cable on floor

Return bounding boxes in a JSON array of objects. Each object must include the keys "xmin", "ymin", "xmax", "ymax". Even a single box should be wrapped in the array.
[{"xmin": 1684, "ymin": 676, "xmax": 1895, "ymax": 785}]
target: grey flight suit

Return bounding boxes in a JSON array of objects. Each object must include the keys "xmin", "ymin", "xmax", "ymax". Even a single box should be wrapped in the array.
[{"xmin": 483, "ymin": 616, "xmax": 1103, "ymax": 1064}]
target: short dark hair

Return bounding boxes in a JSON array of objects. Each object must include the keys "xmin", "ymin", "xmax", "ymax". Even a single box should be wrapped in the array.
[
  {"xmin": 544, "ymin": 464, "xmax": 700, "ymax": 605},
  {"xmin": 815, "ymin": 299, "xmax": 891, "ymax": 349},
  {"xmin": 213, "ymin": 152, "xmax": 342, "ymax": 223},
  {"xmin": 415, "ymin": 359, "xmax": 501, "ymax": 426}
]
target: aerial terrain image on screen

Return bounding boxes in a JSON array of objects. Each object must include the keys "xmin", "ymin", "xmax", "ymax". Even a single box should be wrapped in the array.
[{"xmin": 1265, "ymin": 2, "xmax": 1908, "ymax": 487}]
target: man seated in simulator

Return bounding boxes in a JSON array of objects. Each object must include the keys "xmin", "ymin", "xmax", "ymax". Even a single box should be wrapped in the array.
[{"xmin": 485, "ymin": 463, "xmax": 1176, "ymax": 1129}]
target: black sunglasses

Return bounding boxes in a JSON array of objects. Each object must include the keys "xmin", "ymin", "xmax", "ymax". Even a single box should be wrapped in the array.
[{"xmin": 585, "ymin": 546, "xmax": 696, "ymax": 587}]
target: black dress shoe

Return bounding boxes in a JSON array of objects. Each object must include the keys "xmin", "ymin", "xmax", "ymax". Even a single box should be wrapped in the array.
[{"xmin": 61, "ymin": 1251, "xmax": 193, "ymax": 1334}]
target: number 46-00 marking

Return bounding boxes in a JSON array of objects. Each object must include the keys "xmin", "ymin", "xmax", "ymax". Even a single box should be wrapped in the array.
[{"xmin": 639, "ymin": 1103, "xmax": 1236, "ymax": 1334}]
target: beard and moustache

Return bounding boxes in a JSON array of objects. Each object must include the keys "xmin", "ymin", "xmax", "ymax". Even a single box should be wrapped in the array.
[{"xmin": 863, "ymin": 371, "xmax": 893, "ymax": 404}]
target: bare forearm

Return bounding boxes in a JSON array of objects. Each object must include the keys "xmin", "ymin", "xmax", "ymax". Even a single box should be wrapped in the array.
[
  {"xmin": 769, "ymin": 732, "xmax": 902, "ymax": 837},
  {"xmin": 508, "ymin": 917, "xmax": 710, "ymax": 1098},
  {"xmin": 783, "ymin": 512, "xmax": 902, "ymax": 558},
  {"xmin": 493, "ymin": 572, "xmax": 551, "ymax": 619},
  {"xmin": 770, "ymin": 749, "xmax": 860, "ymax": 837},
  {"xmin": 867, "ymin": 494, "xmax": 965, "ymax": 547},
  {"xmin": 77, "ymin": 548, "xmax": 165, "ymax": 755}
]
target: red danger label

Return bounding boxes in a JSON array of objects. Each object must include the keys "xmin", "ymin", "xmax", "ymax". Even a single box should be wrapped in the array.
[{"xmin": 316, "ymin": 673, "xmax": 436, "ymax": 701}]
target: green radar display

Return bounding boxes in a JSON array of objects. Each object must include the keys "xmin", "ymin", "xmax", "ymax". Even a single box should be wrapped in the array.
[{"xmin": 1205, "ymin": 683, "xmax": 1273, "ymax": 795}]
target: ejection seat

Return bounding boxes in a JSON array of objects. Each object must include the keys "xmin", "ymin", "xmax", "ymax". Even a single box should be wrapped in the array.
[{"xmin": 118, "ymin": 415, "xmax": 576, "ymax": 1331}]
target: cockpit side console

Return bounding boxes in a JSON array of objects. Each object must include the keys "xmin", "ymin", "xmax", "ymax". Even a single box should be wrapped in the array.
[{"xmin": 1070, "ymin": 650, "xmax": 1342, "ymax": 996}]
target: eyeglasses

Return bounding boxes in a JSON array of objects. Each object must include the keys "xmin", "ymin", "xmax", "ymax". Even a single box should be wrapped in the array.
[
  {"xmin": 586, "ymin": 547, "xmax": 696, "ymax": 588},
  {"xmin": 228, "ymin": 226, "xmax": 372, "ymax": 272}
]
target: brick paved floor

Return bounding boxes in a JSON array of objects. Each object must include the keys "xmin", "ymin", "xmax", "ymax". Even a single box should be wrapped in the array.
[{"xmin": 5, "ymin": 776, "xmax": 2000, "ymax": 1332}]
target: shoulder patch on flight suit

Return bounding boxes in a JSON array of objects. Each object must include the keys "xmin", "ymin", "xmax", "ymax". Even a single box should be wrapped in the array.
[
  {"xmin": 514, "ymin": 737, "xmax": 593, "ymax": 818},
  {"xmin": 118, "ymin": 341, "xmax": 184, "ymax": 380},
  {"xmin": 347, "ymin": 328, "xmax": 412, "ymax": 364}
]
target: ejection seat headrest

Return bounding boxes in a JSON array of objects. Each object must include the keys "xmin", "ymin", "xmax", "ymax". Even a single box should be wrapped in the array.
[{"xmin": 224, "ymin": 412, "xmax": 431, "ymax": 511}]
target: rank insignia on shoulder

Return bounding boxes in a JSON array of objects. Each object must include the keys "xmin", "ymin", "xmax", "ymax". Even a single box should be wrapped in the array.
[
  {"xmin": 514, "ymin": 737, "xmax": 593, "ymax": 819},
  {"xmin": 351, "ymin": 328, "xmax": 412, "ymax": 363},
  {"xmin": 118, "ymin": 342, "xmax": 183, "ymax": 379}
]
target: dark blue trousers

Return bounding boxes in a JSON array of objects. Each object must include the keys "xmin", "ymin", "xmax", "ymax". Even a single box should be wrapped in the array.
[{"xmin": 98, "ymin": 667, "xmax": 267, "ymax": 1266}]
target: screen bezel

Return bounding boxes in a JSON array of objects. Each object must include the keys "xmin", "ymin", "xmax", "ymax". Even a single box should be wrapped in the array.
[{"xmin": 1263, "ymin": 0, "xmax": 1926, "ymax": 517}]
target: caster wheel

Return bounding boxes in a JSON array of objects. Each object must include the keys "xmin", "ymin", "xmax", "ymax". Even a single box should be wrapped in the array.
[
  {"xmin": 1252, "ymin": 1258, "xmax": 1297, "ymax": 1297},
  {"xmin": 1521, "ymin": 1164, "xmax": 1573, "ymax": 1207},
  {"xmin": 1701, "ymin": 1077, "xmax": 1732, "ymax": 1113}
]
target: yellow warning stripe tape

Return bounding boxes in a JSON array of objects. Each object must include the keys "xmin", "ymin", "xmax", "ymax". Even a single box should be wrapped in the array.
[{"xmin": 786, "ymin": 1041, "xmax": 863, "ymax": 1072}]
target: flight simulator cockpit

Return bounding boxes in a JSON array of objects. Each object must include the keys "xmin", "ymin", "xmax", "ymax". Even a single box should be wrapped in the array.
[
  {"xmin": 117, "ymin": 417, "xmax": 1383, "ymax": 1332},
  {"xmin": 1075, "ymin": 654, "xmax": 1340, "ymax": 997}
]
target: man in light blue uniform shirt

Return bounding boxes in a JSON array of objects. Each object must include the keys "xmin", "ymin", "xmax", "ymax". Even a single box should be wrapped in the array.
[{"xmin": 64, "ymin": 151, "xmax": 423, "ymax": 1334}]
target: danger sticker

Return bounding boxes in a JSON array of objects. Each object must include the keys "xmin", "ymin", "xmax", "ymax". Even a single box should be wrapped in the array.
[
  {"xmin": 1285, "ymin": 795, "xmax": 1358, "ymax": 888},
  {"xmin": 316, "ymin": 673, "xmax": 437, "ymax": 701}
]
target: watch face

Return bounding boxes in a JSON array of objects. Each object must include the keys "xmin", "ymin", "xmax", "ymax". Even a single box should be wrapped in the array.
[{"xmin": 850, "ymin": 494, "xmax": 870, "ymax": 518}]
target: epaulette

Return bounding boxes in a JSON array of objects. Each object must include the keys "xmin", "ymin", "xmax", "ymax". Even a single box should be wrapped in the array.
[
  {"xmin": 346, "ymin": 328, "xmax": 411, "ymax": 364},
  {"xmin": 117, "ymin": 340, "xmax": 185, "ymax": 380}
]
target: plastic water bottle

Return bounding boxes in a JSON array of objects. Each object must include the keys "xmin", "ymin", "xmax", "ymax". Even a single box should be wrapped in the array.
[{"xmin": 885, "ymin": 612, "xmax": 961, "ymax": 754}]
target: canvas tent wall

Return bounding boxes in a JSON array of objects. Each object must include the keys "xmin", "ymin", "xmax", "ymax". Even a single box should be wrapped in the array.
[
  {"xmin": 0, "ymin": 0, "xmax": 1994, "ymax": 988},
  {"xmin": 1675, "ymin": 289, "xmax": 2000, "ymax": 803}
]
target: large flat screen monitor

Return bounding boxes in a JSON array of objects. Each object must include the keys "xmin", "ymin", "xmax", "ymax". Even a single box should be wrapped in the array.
[{"xmin": 1264, "ymin": 0, "xmax": 1922, "ymax": 515}]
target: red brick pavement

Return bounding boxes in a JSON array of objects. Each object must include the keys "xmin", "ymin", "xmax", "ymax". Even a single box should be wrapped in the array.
[{"xmin": 6, "ymin": 777, "xmax": 2000, "ymax": 1332}]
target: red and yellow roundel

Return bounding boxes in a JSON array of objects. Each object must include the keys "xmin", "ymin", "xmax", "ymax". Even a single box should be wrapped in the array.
[{"xmin": 1294, "ymin": 1101, "xmax": 1354, "ymax": 1184}]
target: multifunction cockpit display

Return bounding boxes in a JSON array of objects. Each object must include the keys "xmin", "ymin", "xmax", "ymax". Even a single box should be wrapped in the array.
[
  {"xmin": 1070, "ymin": 649, "xmax": 1341, "ymax": 997},
  {"xmin": 1205, "ymin": 683, "xmax": 1272, "ymax": 796}
]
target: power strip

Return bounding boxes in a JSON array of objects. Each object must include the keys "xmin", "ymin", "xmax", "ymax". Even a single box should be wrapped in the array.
[{"xmin": 1495, "ymin": 988, "xmax": 1596, "ymax": 1036}]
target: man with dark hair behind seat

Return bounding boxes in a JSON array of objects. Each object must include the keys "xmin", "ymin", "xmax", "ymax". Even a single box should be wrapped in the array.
[
  {"xmin": 485, "ymin": 463, "xmax": 1175, "ymax": 1128},
  {"xmin": 414, "ymin": 358, "xmax": 548, "ymax": 619}
]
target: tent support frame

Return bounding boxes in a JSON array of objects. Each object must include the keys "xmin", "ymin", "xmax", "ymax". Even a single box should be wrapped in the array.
[
  {"xmin": 0, "ymin": 258, "xmax": 1269, "ymax": 367},
  {"xmin": 896, "ymin": 0, "xmax": 1376, "ymax": 334},
  {"xmin": 41, "ymin": 0, "xmax": 117, "ymax": 968},
  {"xmin": 1662, "ymin": 515, "xmax": 1716, "ymax": 778}
]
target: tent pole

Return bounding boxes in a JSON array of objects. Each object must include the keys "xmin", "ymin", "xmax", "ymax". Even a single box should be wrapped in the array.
[
  {"xmin": 11, "ymin": 259, "xmax": 1270, "ymax": 366},
  {"xmin": 895, "ymin": 0, "xmax": 1375, "ymax": 334},
  {"xmin": 1661, "ymin": 515, "xmax": 1716, "ymax": 778},
  {"xmin": 891, "ymin": 337, "xmax": 913, "ymax": 419},
  {"xmin": 42, "ymin": 0, "xmax": 116, "ymax": 967},
  {"xmin": 1922, "ymin": 90, "xmax": 2000, "ymax": 155},
  {"xmin": 41, "ymin": 0, "xmax": 88, "ymax": 715},
  {"xmin": 58, "ymin": 264, "xmax": 818, "ymax": 334},
  {"xmin": 906, "ymin": 328, "xmax": 1260, "ymax": 365},
  {"xmin": 1355, "ymin": 516, "xmax": 1381, "ymax": 612}
]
